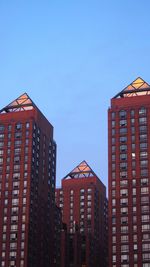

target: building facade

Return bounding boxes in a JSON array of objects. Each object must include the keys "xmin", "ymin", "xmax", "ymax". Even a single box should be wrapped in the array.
[
  {"xmin": 108, "ymin": 78, "xmax": 150, "ymax": 267},
  {"xmin": 0, "ymin": 93, "xmax": 56, "ymax": 267},
  {"xmin": 56, "ymin": 160, "xmax": 108, "ymax": 267}
]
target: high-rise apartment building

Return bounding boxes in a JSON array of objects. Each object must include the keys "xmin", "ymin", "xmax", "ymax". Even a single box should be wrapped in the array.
[
  {"xmin": 56, "ymin": 160, "xmax": 108, "ymax": 267},
  {"xmin": 108, "ymin": 78, "xmax": 150, "ymax": 267},
  {"xmin": 0, "ymin": 93, "xmax": 56, "ymax": 267}
]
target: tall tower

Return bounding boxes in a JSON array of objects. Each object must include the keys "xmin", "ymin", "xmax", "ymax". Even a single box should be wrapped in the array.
[
  {"xmin": 0, "ymin": 94, "xmax": 56, "ymax": 267},
  {"xmin": 56, "ymin": 160, "xmax": 108, "ymax": 267},
  {"xmin": 108, "ymin": 78, "xmax": 150, "ymax": 267}
]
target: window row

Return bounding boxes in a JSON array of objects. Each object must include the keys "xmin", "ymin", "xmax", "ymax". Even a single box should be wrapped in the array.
[
  {"xmin": 111, "ymin": 107, "xmax": 147, "ymax": 120},
  {"xmin": 0, "ymin": 122, "xmax": 30, "ymax": 132}
]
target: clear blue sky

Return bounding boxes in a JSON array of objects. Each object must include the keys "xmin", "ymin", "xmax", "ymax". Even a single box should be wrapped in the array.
[{"xmin": 0, "ymin": 1, "xmax": 150, "ymax": 189}]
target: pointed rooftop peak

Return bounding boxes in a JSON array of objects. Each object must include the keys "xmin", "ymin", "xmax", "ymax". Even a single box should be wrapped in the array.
[
  {"xmin": 0, "ymin": 93, "xmax": 36, "ymax": 113},
  {"xmin": 114, "ymin": 77, "xmax": 150, "ymax": 98},
  {"xmin": 63, "ymin": 160, "xmax": 97, "ymax": 180}
]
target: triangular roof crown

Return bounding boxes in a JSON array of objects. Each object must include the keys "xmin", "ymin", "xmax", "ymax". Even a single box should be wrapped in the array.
[
  {"xmin": 0, "ymin": 93, "xmax": 36, "ymax": 113},
  {"xmin": 63, "ymin": 160, "xmax": 97, "ymax": 180},
  {"xmin": 114, "ymin": 77, "xmax": 150, "ymax": 98}
]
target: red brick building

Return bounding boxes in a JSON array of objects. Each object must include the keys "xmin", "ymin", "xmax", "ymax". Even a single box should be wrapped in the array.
[
  {"xmin": 108, "ymin": 78, "xmax": 150, "ymax": 267},
  {"xmin": 56, "ymin": 160, "xmax": 108, "ymax": 267},
  {"xmin": 0, "ymin": 93, "xmax": 56, "ymax": 267}
]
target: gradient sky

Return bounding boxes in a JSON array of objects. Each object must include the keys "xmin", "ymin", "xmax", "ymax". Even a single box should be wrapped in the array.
[{"xmin": 0, "ymin": 1, "xmax": 150, "ymax": 189}]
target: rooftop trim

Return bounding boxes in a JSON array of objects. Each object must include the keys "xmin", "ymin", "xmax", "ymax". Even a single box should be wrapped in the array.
[
  {"xmin": 63, "ymin": 160, "xmax": 97, "ymax": 180},
  {"xmin": 0, "ymin": 93, "xmax": 37, "ymax": 113},
  {"xmin": 113, "ymin": 77, "xmax": 150, "ymax": 98}
]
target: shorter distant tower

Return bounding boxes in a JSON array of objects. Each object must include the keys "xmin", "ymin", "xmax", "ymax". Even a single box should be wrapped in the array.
[{"xmin": 56, "ymin": 160, "xmax": 108, "ymax": 267}]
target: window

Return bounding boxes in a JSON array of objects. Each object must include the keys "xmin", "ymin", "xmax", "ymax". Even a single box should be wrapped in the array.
[
  {"xmin": 12, "ymin": 198, "xmax": 19, "ymax": 206},
  {"xmin": 121, "ymin": 235, "xmax": 128, "ymax": 242},
  {"xmin": 131, "ymin": 118, "xmax": 135, "ymax": 125},
  {"xmin": 8, "ymin": 125, "xmax": 12, "ymax": 131},
  {"xmin": 121, "ymin": 226, "xmax": 128, "ymax": 233},
  {"xmin": 112, "ymin": 172, "xmax": 116, "ymax": 179},
  {"xmin": 111, "ymin": 112, "xmax": 115, "ymax": 119},
  {"xmin": 142, "ymin": 224, "xmax": 150, "ymax": 232},
  {"xmin": 14, "ymin": 165, "xmax": 20, "ymax": 171},
  {"xmin": 139, "ymin": 126, "xmax": 147, "ymax": 133},
  {"xmin": 121, "ymin": 245, "xmax": 129, "ymax": 252},
  {"xmin": 120, "ymin": 171, "xmax": 127, "ymax": 179},
  {"xmin": 119, "ymin": 110, "xmax": 127, "ymax": 118},
  {"xmin": 112, "ymin": 236, "xmax": 116, "ymax": 243},
  {"xmin": 121, "ymin": 207, "xmax": 128, "ymax": 215},
  {"xmin": 142, "ymin": 254, "xmax": 150, "ymax": 261},
  {"xmin": 16, "ymin": 123, "xmax": 22, "ymax": 130},
  {"xmin": 120, "ymin": 189, "xmax": 128, "ymax": 196},
  {"xmin": 112, "ymin": 121, "xmax": 116, "ymax": 128},
  {"xmin": 140, "ymin": 152, "xmax": 148, "ymax": 158},
  {"xmin": 112, "ymin": 255, "xmax": 116, "ymax": 263},
  {"xmin": 131, "ymin": 127, "xmax": 135, "ymax": 134},
  {"xmin": 143, "ymin": 263, "xmax": 150, "ymax": 267},
  {"xmin": 120, "ymin": 120, "xmax": 127, "ymax": 127},
  {"xmin": 132, "ymin": 188, "xmax": 136, "ymax": 195},
  {"xmin": 120, "ymin": 198, "xmax": 128, "ymax": 206},
  {"xmin": 0, "ymin": 134, "xmax": 4, "ymax": 139},
  {"xmin": 120, "ymin": 145, "xmax": 127, "ymax": 152},
  {"xmin": 121, "ymin": 217, "xmax": 128, "ymax": 224},
  {"xmin": 112, "ymin": 199, "xmax": 116, "ymax": 206},
  {"xmin": 112, "ymin": 129, "xmax": 115, "ymax": 135},
  {"xmin": 11, "ymin": 225, "xmax": 18, "ymax": 231},
  {"xmin": 120, "ymin": 136, "xmax": 127, "ymax": 143},
  {"xmin": 120, "ymin": 154, "xmax": 127, "ymax": 161},
  {"xmin": 0, "ymin": 125, "xmax": 5, "ymax": 132},
  {"xmin": 141, "ymin": 160, "xmax": 148, "ymax": 168},
  {"xmin": 14, "ymin": 156, "xmax": 20, "ymax": 163},
  {"xmin": 142, "ymin": 244, "xmax": 150, "ymax": 251},
  {"xmin": 13, "ymin": 173, "xmax": 20, "ymax": 180},
  {"xmin": 26, "ymin": 122, "xmax": 30, "ymax": 128},
  {"xmin": 112, "ymin": 138, "xmax": 115, "ymax": 144},
  {"xmin": 70, "ymin": 190, "xmax": 74, "ymax": 195},
  {"xmin": 112, "ymin": 146, "xmax": 116, "ymax": 154},
  {"xmin": 87, "ymin": 188, "xmax": 92, "ymax": 193},
  {"xmin": 0, "ymin": 150, "xmax": 3, "ymax": 156},
  {"xmin": 141, "ymin": 178, "xmax": 148, "ymax": 186},
  {"xmin": 141, "ymin": 187, "xmax": 149, "ymax": 194},
  {"xmin": 139, "ymin": 107, "xmax": 146, "ymax": 115},
  {"xmin": 120, "ymin": 180, "xmax": 128, "ymax": 187},
  {"xmin": 141, "ymin": 169, "xmax": 148, "ymax": 177},
  {"xmin": 120, "ymin": 162, "xmax": 127, "ymax": 170},
  {"xmin": 142, "ymin": 215, "xmax": 149, "ymax": 222},
  {"xmin": 133, "ymin": 179, "xmax": 136, "ymax": 187},
  {"xmin": 143, "ymin": 234, "xmax": 150, "ymax": 241},
  {"xmin": 140, "ymin": 143, "xmax": 147, "ymax": 150},
  {"xmin": 112, "ymin": 163, "xmax": 115, "ymax": 170},
  {"xmin": 15, "ymin": 132, "xmax": 22, "ymax": 139},
  {"xmin": 112, "ymin": 190, "xmax": 116, "ymax": 197},
  {"xmin": 131, "ymin": 135, "xmax": 135, "ymax": 142},
  {"xmin": 15, "ymin": 140, "xmax": 22, "ymax": 146},
  {"xmin": 112, "ymin": 181, "xmax": 116, "ymax": 187},
  {"xmin": 120, "ymin": 128, "xmax": 127, "ymax": 135},
  {"xmin": 0, "ymin": 142, "xmax": 4, "ymax": 148},
  {"xmin": 80, "ymin": 189, "xmax": 84, "ymax": 194},
  {"xmin": 139, "ymin": 117, "xmax": 147, "ymax": 124},
  {"xmin": 112, "ymin": 154, "xmax": 116, "ymax": 161},
  {"xmin": 141, "ymin": 205, "xmax": 149, "ymax": 213},
  {"xmin": 130, "ymin": 109, "xmax": 135, "ymax": 117}
]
